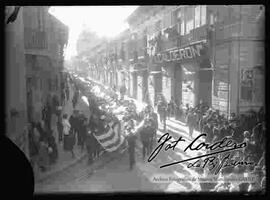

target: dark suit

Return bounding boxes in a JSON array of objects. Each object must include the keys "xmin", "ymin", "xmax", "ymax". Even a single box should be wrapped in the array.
[{"xmin": 127, "ymin": 133, "xmax": 136, "ymax": 170}]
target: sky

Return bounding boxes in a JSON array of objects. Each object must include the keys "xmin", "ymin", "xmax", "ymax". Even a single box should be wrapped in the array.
[{"xmin": 49, "ymin": 6, "xmax": 138, "ymax": 60}]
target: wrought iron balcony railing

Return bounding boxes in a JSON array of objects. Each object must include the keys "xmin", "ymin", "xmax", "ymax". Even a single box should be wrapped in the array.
[{"xmin": 24, "ymin": 28, "xmax": 48, "ymax": 50}]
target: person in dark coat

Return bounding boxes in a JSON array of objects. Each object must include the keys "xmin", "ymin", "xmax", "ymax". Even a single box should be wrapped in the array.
[
  {"xmin": 167, "ymin": 100, "xmax": 173, "ymax": 120},
  {"xmin": 125, "ymin": 120, "xmax": 137, "ymax": 170},
  {"xmin": 63, "ymin": 114, "xmax": 75, "ymax": 158},
  {"xmin": 57, "ymin": 115, "xmax": 63, "ymax": 143},
  {"xmin": 85, "ymin": 123, "xmax": 96, "ymax": 165},
  {"xmin": 69, "ymin": 110, "xmax": 79, "ymax": 145},
  {"xmin": 231, "ymin": 122, "xmax": 243, "ymax": 143},
  {"xmin": 78, "ymin": 114, "xmax": 87, "ymax": 152},
  {"xmin": 88, "ymin": 114, "xmax": 101, "ymax": 160},
  {"xmin": 140, "ymin": 119, "xmax": 153, "ymax": 160},
  {"xmin": 52, "ymin": 95, "xmax": 60, "ymax": 115},
  {"xmin": 65, "ymin": 84, "xmax": 70, "ymax": 101},
  {"xmin": 42, "ymin": 101, "xmax": 52, "ymax": 132},
  {"xmin": 47, "ymin": 133, "xmax": 58, "ymax": 164},
  {"xmin": 72, "ymin": 89, "xmax": 79, "ymax": 108},
  {"xmin": 186, "ymin": 110, "xmax": 197, "ymax": 138},
  {"xmin": 147, "ymin": 107, "xmax": 158, "ymax": 153},
  {"xmin": 157, "ymin": 98, "xmax": 167, "ymax": 130},
  {"xmin": 203, "ymin": 122, "xmax": 214, "ymax": 144},
  {"xmin": 218, "ymin": 121, "xmax": 233, "ymax": 140},
  {"xmin": 28, "ymin": 122, "xmax": 40, "ymax": 168}
]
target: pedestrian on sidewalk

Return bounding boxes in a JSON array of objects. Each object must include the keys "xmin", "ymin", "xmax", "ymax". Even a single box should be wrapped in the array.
[
  {"xmin": 47, "ymin": 133, "xmax": 58, "ymax": 165},
  {"xmin": 63, "ymin": 114, "xmax": 75, "ymax": 158},
  {"xmin": 72, "ymin": 88, "xmax": 79, "ymax": 109},
  {"xmin": 125, "ymin": 120, "xmax": 137, "ymax": 170},
  {"xmin": 85, "ymin": 122, "xmax": 96, "ymax": 165},
  {"xmin": 202, "ymin": 122, "xmax": 214, "ymax": 144},
  {"xmin": 167, "ymin": 99, "xmax": 173, "ymax": 120},
  {"xmin": 42, "ymin": 98, "xmax": 53, "ymax": 133},
  {"xmin": 146, "ymin": 106, "xmax": 158, "ymax": 153},
  {"xmin": 140, "ymin": 119, "xmax": 152, "ymax": 160},
  {"xmin": 57, "ymin": 114, "xmax": 63, "ymax": 143},
  {"xmin": 186, "ymin": 109, "xmax": 197, "ymax": 138},
  {"xmin": 69, "ymin": 110, "xmax": 79, "ymax": 146},
  {"xmin": 37, "ymin": 137, "xmax": 50, "ymax": 172},
  {"xmin": 51, "ymin": 112, "xmax": 58, "ymax": 143},
  {"xmin": 65, "ymin": 83, "xmax": 70, "ymax": 102},
  {"xmin": 78, "ymin": 114, "xmax": 87, "ymax": 152},
  {"xmin": 28, "ymin": 122, "xmax": 40, "ymax": 172},
  {"xmin": 185, "ymin": 103, "xmax": 190, "ymax": 119},
  {"xmin": 157, "ymin": 97, "xmax": 167, "ymax": 131}
]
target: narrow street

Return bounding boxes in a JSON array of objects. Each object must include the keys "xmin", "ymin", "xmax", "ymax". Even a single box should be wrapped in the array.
[
  {"xmin": 5, "ymin": 6, "xmax": 265, "ymax": 196},
  {"xmin": 35, "ymin": 74, "xmax": 205, "ymax": 193}
]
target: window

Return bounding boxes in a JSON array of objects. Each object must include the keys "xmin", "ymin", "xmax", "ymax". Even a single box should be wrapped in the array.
[
  {"xmin": 210, "ymin": 13, "xmax": 214, "ymax": 25},
  {"xmin": 241, "ymin": 86, "xmax": 252, "ymax": 101},
  {"xmin": 186, "ymin": 20, "xmax": 194, "ymax": 34},
  {"xmin": 195, "ymin": 6, "xmax": 201, "ymax": 28},
  {"xmin": 201, "ymin": 5, "xmax": 206, "ymax": 25},
  {"xmin": 186, "ymin": 6, "xmax": 194, "ymax": 34},
  {"xmin": 181, "ymin": 19, "xmax": 185, "ymax": 35},
  {"xmin": 176, "ymin": 8, "xmax": 185, "ymax": 35},
  {"xmin": 240, "ymin": 68, "xmax": 253, "ymax": 101}
]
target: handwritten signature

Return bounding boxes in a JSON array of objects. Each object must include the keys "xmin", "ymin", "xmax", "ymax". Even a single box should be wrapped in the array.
[{"xmin": 148, "ymin": 132, "xmax": 253, "ymax": 174}]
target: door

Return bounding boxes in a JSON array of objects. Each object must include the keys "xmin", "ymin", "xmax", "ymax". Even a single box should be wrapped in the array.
[
  {"xmin": 198, "ymin": 70, "xmax": 213, "ymax": 106},
  {"xmin": 174, "ymin": 64, "xmax": 182, "ymax": 106}
]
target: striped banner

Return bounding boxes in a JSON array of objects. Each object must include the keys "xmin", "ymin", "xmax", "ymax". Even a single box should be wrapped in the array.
[{"xmin": 94, "ymin": 121, "xmax": 125, "ymax": 152}]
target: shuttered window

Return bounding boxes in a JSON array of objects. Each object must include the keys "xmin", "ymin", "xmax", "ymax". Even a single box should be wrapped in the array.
[
  {"xmin": 201, "ymin": 5, "xmax": 207, "ymax": 25},
  {"xmin": 195, "ymin": 6, "xmax": 201, "ymax": 28},
  {"xmin": 186, "ymin": 6, "xmax": 194, "ymax": 34},
  {"xmin": 179, "ymin": 7, "xmax": 185, "ymax": 35}
]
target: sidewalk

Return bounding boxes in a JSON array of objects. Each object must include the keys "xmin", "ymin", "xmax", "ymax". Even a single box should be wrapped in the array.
[{"xmin": 35, "ymin": 82, "xmax": 87, "ymax": 183}]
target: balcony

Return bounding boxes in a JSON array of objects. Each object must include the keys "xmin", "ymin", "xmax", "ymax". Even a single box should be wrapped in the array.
[{"xmin": 24, "ymin": 28, "xmax": 48, "ymax": 50}]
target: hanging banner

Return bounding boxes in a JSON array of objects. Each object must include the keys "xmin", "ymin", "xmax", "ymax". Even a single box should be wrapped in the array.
[{"xmin": 153, "ymin": 41, "xmax": 207, "ymax": 64}]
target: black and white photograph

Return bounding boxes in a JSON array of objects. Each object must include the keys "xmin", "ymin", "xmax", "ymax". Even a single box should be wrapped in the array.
[{"xmin": 4, "ymin": 5, "xmax": 266, "ymax": 195}]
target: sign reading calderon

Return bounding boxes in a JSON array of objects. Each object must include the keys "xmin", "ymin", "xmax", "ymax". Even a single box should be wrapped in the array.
[{"xmin": 154, "ymin": 42, "xmax": 206, "ymax": 64}]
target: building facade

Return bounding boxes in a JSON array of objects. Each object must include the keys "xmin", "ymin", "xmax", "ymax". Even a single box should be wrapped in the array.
[
  {"xmin": 23, "ymin": 6, "xmax": 68, "ymax": 122},
  {"xmin": 5, "ymin": 6, "xmax": 69, "ymax": 157},
  {"xmin": 87, "ymin": 5, "xmax": 264, "ymax": 116},
  {"xmin": 5, "ymin": 7, "xmax": 28, "ymax": 153},
  {"xmin": 127, "ymin": 5, "xmax": 264, "ymax": 115}
]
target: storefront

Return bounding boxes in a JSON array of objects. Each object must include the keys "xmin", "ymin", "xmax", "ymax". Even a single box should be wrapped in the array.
[
  {"xmin": 154, "ymin": 41, "xmax": 212, "ymax": 109},
  {"xmin": 181, "ymin": 63, "xmax": 197, "ymax": 108},
  {"xmin": 213, "ymin": 40, "xmax": 264, "ymax": 116}
]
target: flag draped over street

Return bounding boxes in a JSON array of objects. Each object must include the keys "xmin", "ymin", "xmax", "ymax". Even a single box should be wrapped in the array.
[{"xmin": 94, "ymin": 121, "xmax": 125, "ymax": 152}]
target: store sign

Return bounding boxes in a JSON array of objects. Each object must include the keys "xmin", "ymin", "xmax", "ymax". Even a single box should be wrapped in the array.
[{"xmin": 154, "ymin": 42, "xmax": 205, "ymax": 64}]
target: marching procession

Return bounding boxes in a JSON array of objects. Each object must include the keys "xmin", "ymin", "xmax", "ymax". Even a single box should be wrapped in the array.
[
  {"xmin": 5, "ymin": 5, "xmax": 265, "ymax": 194},
  {"xmin": 31, "ymin": 70, "xmax": 266, "ymax": 192}
]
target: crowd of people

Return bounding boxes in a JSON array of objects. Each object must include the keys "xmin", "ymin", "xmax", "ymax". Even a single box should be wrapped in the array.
[
  {"xmin": 28, "ymin": 94, "xmax": 61, "ymax": 172},
  {"xmin": 153, "ymin": 94, "xmax": 265, "ymax": 192},
  {"xmin": 28, "ymin": 72, "xmax": 265, "ymax": 192}
]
